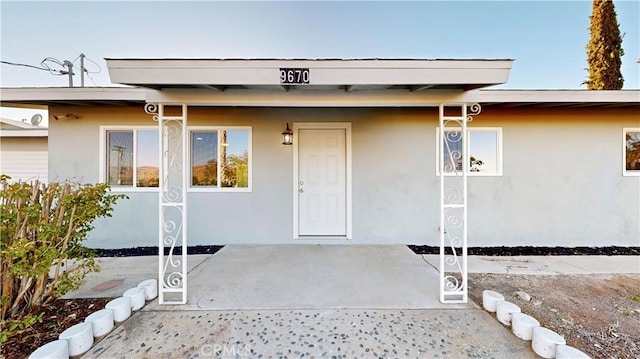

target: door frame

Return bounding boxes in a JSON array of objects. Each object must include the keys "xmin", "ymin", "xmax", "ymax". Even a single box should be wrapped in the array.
[{"xmin": 293, "ymin": 122, "xmax": 352, "ymax": 239}]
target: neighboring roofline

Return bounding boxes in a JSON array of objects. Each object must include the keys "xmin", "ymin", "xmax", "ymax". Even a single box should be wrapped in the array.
[
  {"xmin": 0, "ymin": 129, "xmax": 48, "ymax": 138},
  {"xmin": 1, "ymin": 117, "xmax": 42, "ymax": 129},
  {"xmin": 1, "ymin": 87, "xmax": 146, "ymax": 101},
  {"xmin": 1, "ymin": 87, "xmax": 147, "ymax": 107}
]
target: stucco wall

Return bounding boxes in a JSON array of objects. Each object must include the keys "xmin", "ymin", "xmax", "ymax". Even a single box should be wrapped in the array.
[
  {"xmin": 48, "ymin": 105, "xmax": 639, "ymax": 248},
  {"xmin": 468, "ymin": 107, "xmax": 639, "ymax": 246}
]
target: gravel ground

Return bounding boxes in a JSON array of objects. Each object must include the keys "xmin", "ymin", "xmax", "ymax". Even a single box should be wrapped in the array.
[
  {"xmin": 468, "ymin": 273, "xmax": 640, "ymax": 359},
  {"xmin": 85, "ymin": 309, "xmax": 535, "ymax": 358}
]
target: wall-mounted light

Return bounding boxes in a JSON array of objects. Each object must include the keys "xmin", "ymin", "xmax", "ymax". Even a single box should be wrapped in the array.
[
  {"xmin": 52, "ymin": 113, "xmax": 80, "ymax": 121},
  {"xmin": 282, "ymin": 123, "xmax": 293, "ymax": 145}
]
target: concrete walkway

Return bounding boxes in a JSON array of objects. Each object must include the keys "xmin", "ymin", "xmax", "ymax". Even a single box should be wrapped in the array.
[
  {"xmin": 423, "ymin": 254, "xmax": 640, "ymax": 275},
  {"xmin": 66, "ymin": 250, "xmax": 640, "ymax": 301},
  {"xmin": 67, "ymin": 246, "xmax": 638, "ymax": 358}
]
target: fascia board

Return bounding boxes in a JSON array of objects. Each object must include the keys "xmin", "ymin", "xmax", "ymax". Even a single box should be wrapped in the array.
[
  {"xmin": 106, "ymin": 59, "xmax": 514, "ymax": 86},
  {"xmin": 0, "ymin": 87, "xmax": 147, "ymax": 102},
  {"xmin": 475, "ymin": 89, "xmax": 640, "ymax": 103}
]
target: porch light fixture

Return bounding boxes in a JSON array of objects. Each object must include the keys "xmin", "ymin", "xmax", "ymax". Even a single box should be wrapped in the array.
[{"xmin": 282, "ymin": 123, "xmax": 293, "ymax": 145}]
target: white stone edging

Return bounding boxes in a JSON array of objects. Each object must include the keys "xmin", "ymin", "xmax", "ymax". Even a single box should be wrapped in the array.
[
  {"xmin": 482, "ymin": 289, "xmax": 591, "ymax": 359},
  {"xmin": 29, "ymin": 278, "xmax": 158, "ymax": 359}
]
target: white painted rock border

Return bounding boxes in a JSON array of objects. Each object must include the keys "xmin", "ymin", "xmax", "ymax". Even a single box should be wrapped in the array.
[
  {"xmin": 483, "ymin": 288, "xmax": 590, "ymax": 358},
  {"xmin": 531, "ymin": 326, "xmax": 567, "ymax": 358},
  {"xmin": 30, "ymin": 278, "xmax": 158, "ymax": 359},
  {"xmin": 511, "ymin": 312, "xmax": 540, "ymax": 340},
  {"xmin": 482, "ymin": 290, "xmax": 505, "ymax": 312},
  {"xmin": 556, "ymin": 344, "xmax": 590, "ymax": 358},
  {"xmin": 123, "ymin": 287, "xmax": 146, "ymax": 311},
  {"xmin": 58, "ymin": 322, "xmax": 94, "ymax": 357},
  {"xmin": 496, "ymin": 300, "xmax": 521, "ymax": 326},
  {"xmin": 106, "ymin": 296, "xmax": 132, "ymax": 322},
  {"xmin": 137, "ymin": 278, "xmax": 158, "ymax": 300},
  {"xmin": 84, "ymin": 308, "xmax": 115, "ymax": 338},
  {"xmin": 28, "ymin": 339, "xmax": 69, "ymax": 359}
]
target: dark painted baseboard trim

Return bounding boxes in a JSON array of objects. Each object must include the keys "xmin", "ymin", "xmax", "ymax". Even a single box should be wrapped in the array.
[
  {"xmin": 408, "ymin": 245, "xmax": 640, "ymax": 256},
  {"xmin": 92, "ymin": 245, "xmax": 639, "ymax": 257},
  {"xmin": 93, "ymin": 245, "xmax": 224, "ymax": 257}
]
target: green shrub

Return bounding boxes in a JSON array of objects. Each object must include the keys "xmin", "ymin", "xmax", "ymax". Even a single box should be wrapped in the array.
[{"xmin": 0, "ymin": 175, "xmax": 127, "ymax": 342}]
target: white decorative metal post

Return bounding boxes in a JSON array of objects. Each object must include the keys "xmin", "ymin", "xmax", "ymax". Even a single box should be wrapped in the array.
[
  {"xmin": 146, "ymin": 103, "xmax": 188, "ymax": 304},
  {"xmin": 438, "ymin": 103, "xmax": 480, "ymax": 303}
]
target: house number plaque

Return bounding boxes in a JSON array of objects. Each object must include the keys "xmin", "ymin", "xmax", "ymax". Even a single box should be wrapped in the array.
[{"xmin": 280, "ymin": 68, "xmax": 310, "ymax": 84}]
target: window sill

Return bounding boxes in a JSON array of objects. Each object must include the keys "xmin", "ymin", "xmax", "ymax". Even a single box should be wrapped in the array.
[
  {"xmin": 435, "ymin": 172, "xmax": 503, "ymax": 177},
  {"xmin": 187, "ymin": 188, "xmax": 252, "ymax": 193},
  {"xmin": 108, "ymin": 187, "xmax": 159, "ymax": 193}
]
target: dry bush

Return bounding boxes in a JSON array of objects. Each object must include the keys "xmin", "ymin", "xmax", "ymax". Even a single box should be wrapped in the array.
[{"xmin": 0, "ymin": 176, "xmax": 126, "ymax": 342}]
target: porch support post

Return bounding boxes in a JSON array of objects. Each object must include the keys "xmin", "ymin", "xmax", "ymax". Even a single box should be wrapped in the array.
[
  {"xmin": 438, "ymin": 103, "xmax": 480, "ymax": 303},
  {"xmin": 146, "ymin": 103, "xmax": 189, "ymax": 304}
]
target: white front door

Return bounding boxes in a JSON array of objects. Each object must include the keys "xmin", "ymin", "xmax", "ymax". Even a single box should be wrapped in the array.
[{"xmin": 298, "ymin": 129, "xmax": 347, "ymax": 236}]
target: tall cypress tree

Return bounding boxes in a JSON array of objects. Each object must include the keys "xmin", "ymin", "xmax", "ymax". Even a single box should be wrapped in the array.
[{"xmin": 585, "ymin": 0, "xmax": 624, "ymax": 90}]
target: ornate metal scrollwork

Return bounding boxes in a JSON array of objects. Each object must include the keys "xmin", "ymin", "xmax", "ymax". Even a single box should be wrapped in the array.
[
  {"xmin": 161, "ymin": 120, "xmax": 184, "ymax": 204},
  {"xmin": 144, "ymin": 103, "xmax": 159, "ymax": 122},
  {"xmin": 161, "ymin": 208, "xmax": 184, "ymax": 289},
  {"xmin": 467, "ymin": 103, "xmax": 481, "ymax": 123},
  {"xmin": 146, "ymin": 103, "xmax": 188, "ymax": 304},
  {"xmin": 439, "ymin": 103, "xmax": 476, "ymax": 303}
]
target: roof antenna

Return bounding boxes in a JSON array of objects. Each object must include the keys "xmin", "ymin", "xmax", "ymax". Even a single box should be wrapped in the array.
[
  {"xmin": 61, "ymin": 60, "xmax": 74, "ymax": 87},
  {"xmin": 62, "ymin": 54, "xmax": 87, "ymax": 87},
  {"xmin": 80, "ymin": 53, "xmax": 86, "ymax": 87}
]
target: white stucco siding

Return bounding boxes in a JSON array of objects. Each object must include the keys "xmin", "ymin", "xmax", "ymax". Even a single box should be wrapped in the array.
[
  {"xmin": 47, "ymin": 105, "xmax": 639, "ymax": 248},
  {"xmin": 47, "ymin": 107, "xmax": 152, "ymax": 183},
  {"xmin": 467, "ymin": 107, "xmax": 639, "ymax": 247},
  {"xmin": 351, "ymin": 108, "xmax": 437, "ymax": 244},
  {"xmin": 0, "ymin": 137, "xmax": 48, "ymax": 182},
  {"xmin": 183, "ymin": 107, "xmax": 436, "ymax": 246}
]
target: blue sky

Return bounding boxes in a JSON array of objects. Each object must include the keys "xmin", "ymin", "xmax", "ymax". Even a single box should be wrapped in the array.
[{"xmin": 1, "ymin": 0, "xmax": 639, "ymax": 124}]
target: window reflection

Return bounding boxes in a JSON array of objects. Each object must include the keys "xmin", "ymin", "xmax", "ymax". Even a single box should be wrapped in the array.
[
  {"xmin": 440, "ymin": 128, "xmax": 501, "ymax": 175},
  {"xmin": 191, "ymin": 131, "xmax": 218, "ymax": 186},
  {"xmin": 191, "ymin": 129, "xmax": 249, "ymax": 188},
  {"xmin": 469, "ymin": 131, "xmax": 498, "ymax": 173},
  {"xmin": 136, "ymin": 130, "xmax": 159, "ymax": 187},
  {"xmin": 626, "ymin": 131, "xmax": 640, "ymax": 171},
  {"xmin": 221, "ymin": 130, "xmax": 249, "ymax": 188},
  {"xmin": 107, "ymin": 132, "xmax": 133, "ymax": 186}
]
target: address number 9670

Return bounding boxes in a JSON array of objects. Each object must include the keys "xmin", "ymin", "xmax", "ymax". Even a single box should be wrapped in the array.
[{"xmin": 280, "ymin": 68, "xmax": 310, "ymax": 84}]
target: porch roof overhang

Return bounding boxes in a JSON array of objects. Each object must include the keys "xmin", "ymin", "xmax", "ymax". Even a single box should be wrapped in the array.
[
  {"xmin": 478, "ymin": 89, "xmax": 640, "ymax": 108},
  {"xmin": 2, "ymin": 86, "xmax": 639, "ymax": 110},
  {"xmin": 2, "ymin": 87, "xmax": 638, "ymax": 109},
  {"xmin": 104, "ymin": 58, "xmax": 514, "ymax": 92}
]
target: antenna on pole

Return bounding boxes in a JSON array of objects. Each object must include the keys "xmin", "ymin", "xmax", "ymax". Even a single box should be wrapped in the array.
[
  {"xmin": 62, "ymin": 60, "xmax": 74, "ymax": 87},
  {"xmin": 5, "ymin": 54, "xmax": 93, "ymax": 87},
  {"xmin": 79, "ymin": 53, "xmax": 86, "ymax": 87}
]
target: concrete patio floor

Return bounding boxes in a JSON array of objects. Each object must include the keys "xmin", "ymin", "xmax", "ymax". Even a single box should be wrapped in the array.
[
  {"xmin": 75, "ymin": 245, "xmax": 540, "ymax": 358},
  {"xmin": 149, "ymin": 245, "xmax": 467, "ymax": 310}
]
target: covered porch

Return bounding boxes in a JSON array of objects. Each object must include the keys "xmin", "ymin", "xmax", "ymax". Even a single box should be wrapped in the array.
[
  {"xmin": 146, "ymin": 245, "xmax": 469, "ymax": 311},
  {"xmin": 109, "ymin": 59, "xmax": 514, "ymax": 305},
  {"xmin": 75, "ymin": 244, "xmax": 539, "ymax": 358}
]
